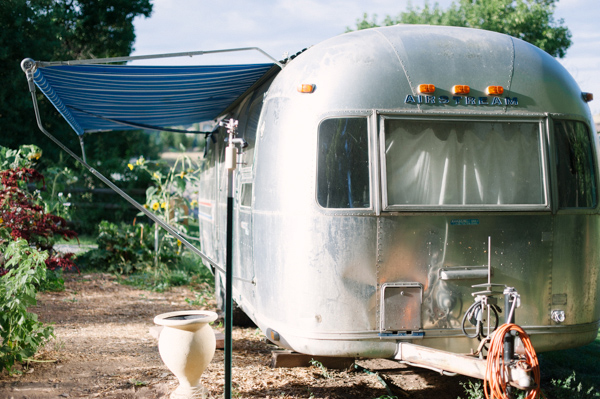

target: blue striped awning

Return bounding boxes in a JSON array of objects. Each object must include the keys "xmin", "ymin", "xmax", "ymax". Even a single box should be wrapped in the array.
[{"xmin": 32, "ymin": 63, "xmax": 274, "ymax": 135}]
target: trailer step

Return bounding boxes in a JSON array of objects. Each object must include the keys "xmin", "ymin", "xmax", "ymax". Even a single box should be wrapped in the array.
[{"xmin": 269, "ymin": 350, "xmax": 354, "ymax": 369}]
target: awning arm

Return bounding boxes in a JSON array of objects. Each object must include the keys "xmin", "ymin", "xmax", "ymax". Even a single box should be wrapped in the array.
[
  {"xmin": 20, "ymin": 59, "xmax": 246, "ymax": 281},
  {"xmin": 78, "ymin": 135, "xmax": 87, "ymax": 164},
  {"xmin": 34, "ymin": 47, "xmax": 285, "ymax": 69}
]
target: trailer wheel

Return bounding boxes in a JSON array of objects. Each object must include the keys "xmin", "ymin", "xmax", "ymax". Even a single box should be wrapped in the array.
[{"xmin": 215, "ymin": 273, "xmax": 256, "ymax": 328}]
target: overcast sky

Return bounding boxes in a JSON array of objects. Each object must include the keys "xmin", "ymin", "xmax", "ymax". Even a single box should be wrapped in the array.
[{"xmin": 131, "ymin": 0, "xmax": 600, "ymax": 115}]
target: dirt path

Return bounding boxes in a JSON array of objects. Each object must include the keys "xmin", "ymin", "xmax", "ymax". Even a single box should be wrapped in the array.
[{"xmin": 0, "ymin": 273, "xmax": 471, "ymax": 398}]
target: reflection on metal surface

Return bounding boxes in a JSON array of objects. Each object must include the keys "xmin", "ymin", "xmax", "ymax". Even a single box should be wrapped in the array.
[{"xmin": 439, "ymin": 266, "xmax": 490, "ymax": 280}]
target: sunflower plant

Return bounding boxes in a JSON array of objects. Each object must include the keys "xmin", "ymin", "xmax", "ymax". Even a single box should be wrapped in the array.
[
  {"xmin": 130, "ymin": 154, "xmax": 201, "ymax": 224},
  {"xmin": 127, "ymin": 152, "xmax": 202, "ymax": 264}
]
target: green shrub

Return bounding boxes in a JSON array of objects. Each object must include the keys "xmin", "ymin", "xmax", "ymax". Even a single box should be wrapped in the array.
[
  {"xmin": 39, "ymin": 269, "xmax": 66, "ymax": 292},
  {"xmin": 77, "ymin": 220, "xmax": 155, "ymax": 274},
  {"xmin": 77, "ymin": 219, "xmax": 189, "ymax": 273},
  {"xmin": 0, "ymin": 240, "xmax": 54, "ymax": 374}
]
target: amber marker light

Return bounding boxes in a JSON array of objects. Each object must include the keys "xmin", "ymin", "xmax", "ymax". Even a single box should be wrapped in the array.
[
  {"xmin": 297, "ymin": 84, "xmax": 315, "ymax": 93},
  {"xmin": 418, "ymin": 84, "xmax": 436, "ymax": 94},
  {"xmin": 486, "ymin": 86, "xmax": 504, "ymax": 96},
  {"xmin": 452, "ymin": 85, "xmax": 470, "ymax": 95}
]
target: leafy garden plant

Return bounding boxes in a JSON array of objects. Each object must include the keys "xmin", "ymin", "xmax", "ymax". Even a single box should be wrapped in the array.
[
  {"xmin": 0, "ymin": 239, "xmax": 54, "ymax": 374},
  {"xmin": 0, "ymin": 144, "xmax": 79, "ymax": 373},
  {"xmin": 40, "ymin": 164, "xmax": 78, "ymax": 221},
  {"xmin": 0, "ymin": 144, "xmax": 78, "ymax": 274}
]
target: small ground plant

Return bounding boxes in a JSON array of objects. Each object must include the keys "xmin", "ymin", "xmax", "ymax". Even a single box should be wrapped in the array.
[
  {"xmin": 545, "ymin": 371, "xmax": 600, "ymax": 398},
  {"xmin": 457, "ymin": 380, "xmax": 485, "ymax": 399}
]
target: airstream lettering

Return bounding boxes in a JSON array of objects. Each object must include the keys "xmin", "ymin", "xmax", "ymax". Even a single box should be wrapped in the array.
[
  {"xmin": 404, "ymin": 94, "xmax": 518, "ymax": 106},
  {"xmin": 199, "ymin": 24, "xmax": 600, "ymax": 377}
]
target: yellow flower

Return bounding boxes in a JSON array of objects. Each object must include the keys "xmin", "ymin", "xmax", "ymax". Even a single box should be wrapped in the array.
[
  {"xmin": 161, "ymin": 202, "xmax": 167, "ymax": 209},
  {"xmin": 177, "ymin": 240, "xmax": 182, "ymax": 247},
  {"xmin": 136, "ymin": 157, "xmax": 144, "ymax": 166},
  {"xmin": 0, "ymin": 217, "xmax": 3, "ymax": 224},
  {"xmin": 152, "ymin": 202, "xmax": 159, "ymax": 211},
  {"xmin": 127, "ymin": 163, "xmax": 134, "ymax": 170},
  {"xmin": 143, "ymin": 204, "xmax": 149, "ymax": 209},
  {"xmin": 190, "ymin": 200, "xmax": 198, "ymax": 208},
  {"xmin": 179, "ymin": 171, "xmax": 186, "ymax": 179},
  {"xmin": 153, "ymin": 172, "xmax": 159, "ymax": 179}
]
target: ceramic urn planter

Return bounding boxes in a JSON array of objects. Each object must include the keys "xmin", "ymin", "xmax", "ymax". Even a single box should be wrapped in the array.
[{"xmin": 154, "ymin": 310, "xmax": 218, "ymax": 399}]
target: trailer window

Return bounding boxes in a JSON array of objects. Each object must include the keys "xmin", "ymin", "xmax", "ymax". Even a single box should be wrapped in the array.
[
  {"xmin": 239, "ymin": 183, "xmax": 252, "ymax": 208},
  {"xmin": 554, "ymin": 120, "xmax": 597, "ymax": 208},
  {"xmin": 317, "ymin": 117, "xmax": 370, "ymax": 208},
  {"xmin": 383, "ymin": 119, "xmax": 544, "ymax": 207},
  {"xmin": 242, "ymin": 100, "xmax": 261, "ymax": 168}
]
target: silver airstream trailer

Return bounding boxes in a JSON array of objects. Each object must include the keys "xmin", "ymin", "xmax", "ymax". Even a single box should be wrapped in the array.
[
  {"xmin": 21, "ymin": 22, "xmax": 599, "ymax": 383},
  {"xmin": 197, "ymin": 24, "xmax": 600, "ymax": 369}
]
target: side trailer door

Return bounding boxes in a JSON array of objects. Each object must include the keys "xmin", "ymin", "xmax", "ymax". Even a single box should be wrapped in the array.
[{"xmin": 233, "ymin": 90, "xmax": 267, "ymax": 289}]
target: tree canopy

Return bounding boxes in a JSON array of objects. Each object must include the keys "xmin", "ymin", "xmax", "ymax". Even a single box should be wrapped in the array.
[
  {"xmin": 349, "ymin": 0, "xmax": 572, "ymax": 58},
  {"xmin": 0, "ymin": 0, "xmax": 154, "ymax": 166}
]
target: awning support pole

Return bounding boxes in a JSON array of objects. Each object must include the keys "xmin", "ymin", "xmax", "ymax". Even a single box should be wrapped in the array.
[
  {"xmin": 20, "ymin": 60, "xmax": 234, "ymax": 276},
  {"xmin": 221, "ymin": 118, "xmax": 243, "ymax": 399}
]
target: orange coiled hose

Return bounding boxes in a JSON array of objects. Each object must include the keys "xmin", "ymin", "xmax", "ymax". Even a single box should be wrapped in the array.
[{"xmin": 484, "ymin": 323, "xmax": 543, "ymax": 399}]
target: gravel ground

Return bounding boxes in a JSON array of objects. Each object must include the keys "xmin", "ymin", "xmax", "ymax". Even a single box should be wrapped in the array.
[{"xmin": 0, "ymin": 273, "xmax": 472, "ymax": 398}]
